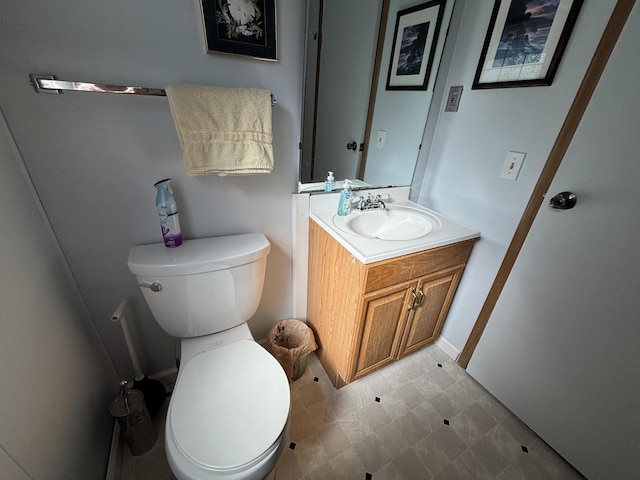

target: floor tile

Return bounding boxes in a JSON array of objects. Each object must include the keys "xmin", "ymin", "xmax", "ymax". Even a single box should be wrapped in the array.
[
  {"xmin": 470, "ymin": 434, "xmax": 510, "ymax": 476},
  {"xmin": 392, "ymin": 448, "xmax": 432, "ymax": 479},
  {"xmin": 449, "ymin": 410, "xmax": 488, "ymax": 447},
  {"xmin": 316, "ymin": 422, "xmax": 351, "ymax": 459},
  {"xmin": 396, "ymin": 381, "xmax": 425, "ymax": 409},
  {"xmin": 294, "ymin": 434, "xmax": 329, "ymax": 477},
  {"xmin": 275, "ymin": 447, "xmax": 303, "ymax": 480},
  {"xmin": 375, "ymin": 420, "xmax": 412, "ymax": 462},
  {"xmin": 360, "ymin": 401, "xmax": 392, "ymax": 432},
  {"xmin": 326, "ymin": 446, "xmax": 366, "ymax": 479},
  {"xmin": 354, "ymin": 435, "xmax": 391, "ymax": 473},
  {"xmin": 433, "ymin": 449, "xmax": 493, "ymax": 480},
  {"xmin": 118, "ymin": 346, "xmax": 584, "ymax": 480},
  {"xmin": 394, "ymin": 411, "xmax": 430, "ymax": 445}
]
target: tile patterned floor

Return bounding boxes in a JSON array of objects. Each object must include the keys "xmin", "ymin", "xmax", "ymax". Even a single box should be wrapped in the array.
[{"xmin": 119, "ymin": 344, "xmax": 586, "ymax": 480}]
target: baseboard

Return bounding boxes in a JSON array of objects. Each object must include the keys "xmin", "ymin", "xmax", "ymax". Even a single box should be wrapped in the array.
[
  {"xmin": 435, "ymin": 335, "xmax": 460, "ymax": 361},
  {"xmin": 105, "ymin": 421, "xmax": 122, "ymax": 480}
]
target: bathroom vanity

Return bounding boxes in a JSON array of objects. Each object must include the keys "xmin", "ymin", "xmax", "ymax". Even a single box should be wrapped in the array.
[{"xmin": 306, "ymin": 190, "xmax": 479, "ymax": 387}]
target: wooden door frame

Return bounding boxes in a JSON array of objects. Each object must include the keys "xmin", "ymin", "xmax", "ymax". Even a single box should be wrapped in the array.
[{"xmin": 458, "ymin": 0, "xmax": 636, "ymax": 368}]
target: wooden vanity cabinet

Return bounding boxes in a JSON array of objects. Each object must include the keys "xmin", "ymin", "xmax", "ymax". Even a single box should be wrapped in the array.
[{"xmin": 307, "ymin": 219, "xmax": 475, "ymax": 388}]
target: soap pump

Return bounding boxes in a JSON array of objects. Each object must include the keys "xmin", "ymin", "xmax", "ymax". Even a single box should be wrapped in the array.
[
  {"xmin": 337, "ymin": 179, "xmax": 353, "ymax": 216},
  {"xmin": 324, "ymin": 171, "xmax": 336, "ymax": 192}
]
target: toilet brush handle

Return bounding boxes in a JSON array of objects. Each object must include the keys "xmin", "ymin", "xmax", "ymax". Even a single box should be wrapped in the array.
[{"xmin": 120, "ymin": 380, "xmax": 131, "ymax": 413}]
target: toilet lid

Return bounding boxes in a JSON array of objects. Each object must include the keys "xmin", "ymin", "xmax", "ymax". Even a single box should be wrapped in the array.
[{"xmin": 169, "ymin": 340, "xmax": 290, "ymax": 472}]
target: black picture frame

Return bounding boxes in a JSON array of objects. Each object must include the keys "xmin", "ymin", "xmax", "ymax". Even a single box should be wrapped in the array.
[
  {"xmin": 386, "ymin": 0, "xmax": 446, "ymax": 91},
  {"xmin": 472, "ymin": 0, "xmax": 583, "ymax": 89},
  {"xmin": 200, "ymin": 0, "xmax": 277, "ymax": 61}
]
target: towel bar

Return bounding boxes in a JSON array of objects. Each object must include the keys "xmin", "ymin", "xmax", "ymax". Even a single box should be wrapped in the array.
[{"xmin": 29, "ymin": 74, "xmax": 276, "ymax": 105}]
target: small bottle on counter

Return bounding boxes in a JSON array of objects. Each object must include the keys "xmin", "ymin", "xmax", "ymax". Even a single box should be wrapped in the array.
[
  {"xmin": 337, "ymin": 179, "xmax": 353, "ymax": 216},
  {"xmin": 324, "ymin": 171, "xmax": 336, "ymax": 192}
]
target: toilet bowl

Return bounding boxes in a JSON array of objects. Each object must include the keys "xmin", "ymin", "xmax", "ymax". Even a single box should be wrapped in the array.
[
  {"xmin": 167, "ymin": 328, "xmax": 289, "ymax": 479},
  {"xmin": 128, "ymin": 234, "xmax": 290, "ymax": 480}
]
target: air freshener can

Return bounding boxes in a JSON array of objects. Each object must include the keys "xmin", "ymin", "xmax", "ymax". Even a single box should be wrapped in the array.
[{"xmin": 154, "ymin": 179, "xmax": 182, "ymax": 248}]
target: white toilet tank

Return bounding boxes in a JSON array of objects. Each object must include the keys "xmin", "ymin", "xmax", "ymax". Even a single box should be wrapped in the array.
[{"xmin": 127, "ymin": 233, "xmax": 270, "ymax": 338}]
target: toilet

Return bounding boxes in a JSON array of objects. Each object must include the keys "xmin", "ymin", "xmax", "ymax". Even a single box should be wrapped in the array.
[{"xmin": 127, "ymin": 233, "xmax": 290, "ymax": 480}]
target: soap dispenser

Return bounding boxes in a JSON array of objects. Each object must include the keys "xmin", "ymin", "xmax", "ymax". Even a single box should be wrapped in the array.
[
  {"xmin": 337, "ymin": 179, "xmax": 353, "ymax": 216},
  {"xmin": 324, "ymin": 171, "xmax": 336, "ymax": 192}
]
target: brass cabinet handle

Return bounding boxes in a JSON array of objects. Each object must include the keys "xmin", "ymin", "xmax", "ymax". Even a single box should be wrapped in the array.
[
  {"xmin": 408, "ymin": 288, "xmax": 418, "ymax": 310},
  {"xmin": 416, "ymin": 286, "xmax": 425, "ymax": 307}
]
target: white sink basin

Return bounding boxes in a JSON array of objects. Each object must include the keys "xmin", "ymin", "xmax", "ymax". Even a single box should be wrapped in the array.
[{"xmin": 332, "ymin": 205, "xmax": 440, "ymax": 241}]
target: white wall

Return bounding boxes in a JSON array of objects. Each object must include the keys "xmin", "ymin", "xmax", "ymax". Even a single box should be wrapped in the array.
[
  {"xmin": 414, "ymin": 0, "xmax": 618, "ymax": 351},
  {"xmin": 0, "ymin": 0, "xmax": 306, "ymax": 379},
  {"xmin": 0, "ymin": 111, "xmax": 117, "ymax": 478}
]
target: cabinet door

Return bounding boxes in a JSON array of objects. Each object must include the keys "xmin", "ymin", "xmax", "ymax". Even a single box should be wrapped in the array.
[
  {"xmin": 352, "ymin": 281, "xmax": 413, "ymax": 380},
  {"xmin": 399, "ymin": 266, "xmax": 464, "ymax": 358}
]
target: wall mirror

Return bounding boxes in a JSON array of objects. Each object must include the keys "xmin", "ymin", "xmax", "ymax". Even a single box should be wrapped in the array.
[{"xmin": 298, "ymin": 0, "xmax": 455, "ymax": 193}]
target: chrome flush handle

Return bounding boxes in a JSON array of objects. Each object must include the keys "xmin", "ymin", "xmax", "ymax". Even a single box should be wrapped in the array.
[{"xmin": 140, "ymin": 281, "xmax": 162, "ymax": 292}]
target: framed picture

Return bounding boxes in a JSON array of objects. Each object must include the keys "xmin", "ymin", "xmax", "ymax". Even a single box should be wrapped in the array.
[
  {"xmin": 386, "ymin": 0, "xmax": 446, "ymax": 91},
  {"xmin": 200, "ymin": 0, "xmax": 277, "ymax": 61},
  {"xmin": 472, "ymin": 0, "xmax": 583, "ymax": 89}
]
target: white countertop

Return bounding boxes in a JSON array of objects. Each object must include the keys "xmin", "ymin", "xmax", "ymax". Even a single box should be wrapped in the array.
[{"xmin": 309, "ymin": 187, "xmax": 480, "ymax": 264}]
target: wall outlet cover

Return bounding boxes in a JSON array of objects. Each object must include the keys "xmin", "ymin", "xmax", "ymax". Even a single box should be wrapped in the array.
[{"xmin": 445, "ymin": 86, "xmax": 463, "ymax": 112}]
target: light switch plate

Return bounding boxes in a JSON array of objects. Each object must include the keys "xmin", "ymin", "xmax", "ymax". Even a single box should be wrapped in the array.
[
  {"xmin": 376, "ymin": 130, "xmax": 387, "ymax": 149},
  {"xmin": 500, "ymin": 151, "xmax": 526, "ymax": 180}
]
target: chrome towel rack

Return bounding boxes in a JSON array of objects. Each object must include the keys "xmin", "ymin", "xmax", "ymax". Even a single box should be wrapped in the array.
[{"xmin": 29, "ymin": 74, "xmax": 276, "ymax": 105}]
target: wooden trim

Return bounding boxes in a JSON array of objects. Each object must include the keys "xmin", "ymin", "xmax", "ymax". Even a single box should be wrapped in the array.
[
  {"xmin": 358, "ymin": 0, "xmax": 390, "ymax": 180},
  {"xmin": 308, "ymin": 0, "xmax": 324, "ymax": 182},
  {"xmin": 458, "ymin": 0, "xmax": 637, "ymax": 368}
]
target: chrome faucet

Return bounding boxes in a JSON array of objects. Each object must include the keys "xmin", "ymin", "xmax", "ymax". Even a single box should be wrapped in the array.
[{"xmin": 356, "ymin": 193, "xmax": 389, "ymax": 211}]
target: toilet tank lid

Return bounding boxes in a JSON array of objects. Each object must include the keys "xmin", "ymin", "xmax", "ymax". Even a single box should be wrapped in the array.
[{"xmin": 127, "ymin": 233, "xmax": 270, "ymax": 277}]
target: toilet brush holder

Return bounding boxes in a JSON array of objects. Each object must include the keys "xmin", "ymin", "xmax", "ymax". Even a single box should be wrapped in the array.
[{"xmin": 110, "ymin": 381, "xmax": 156, "ymax": 456}]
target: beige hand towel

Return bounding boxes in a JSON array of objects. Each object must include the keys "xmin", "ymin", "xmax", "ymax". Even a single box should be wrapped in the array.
[{"xmin": 166, "ymin": 84, "xmax": 273, "ymax": 176}]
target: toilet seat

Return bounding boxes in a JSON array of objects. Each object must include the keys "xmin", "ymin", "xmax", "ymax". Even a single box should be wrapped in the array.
[{"xmin": 167, "ymin": 340, "xmax": 290, "ymax": 477}]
